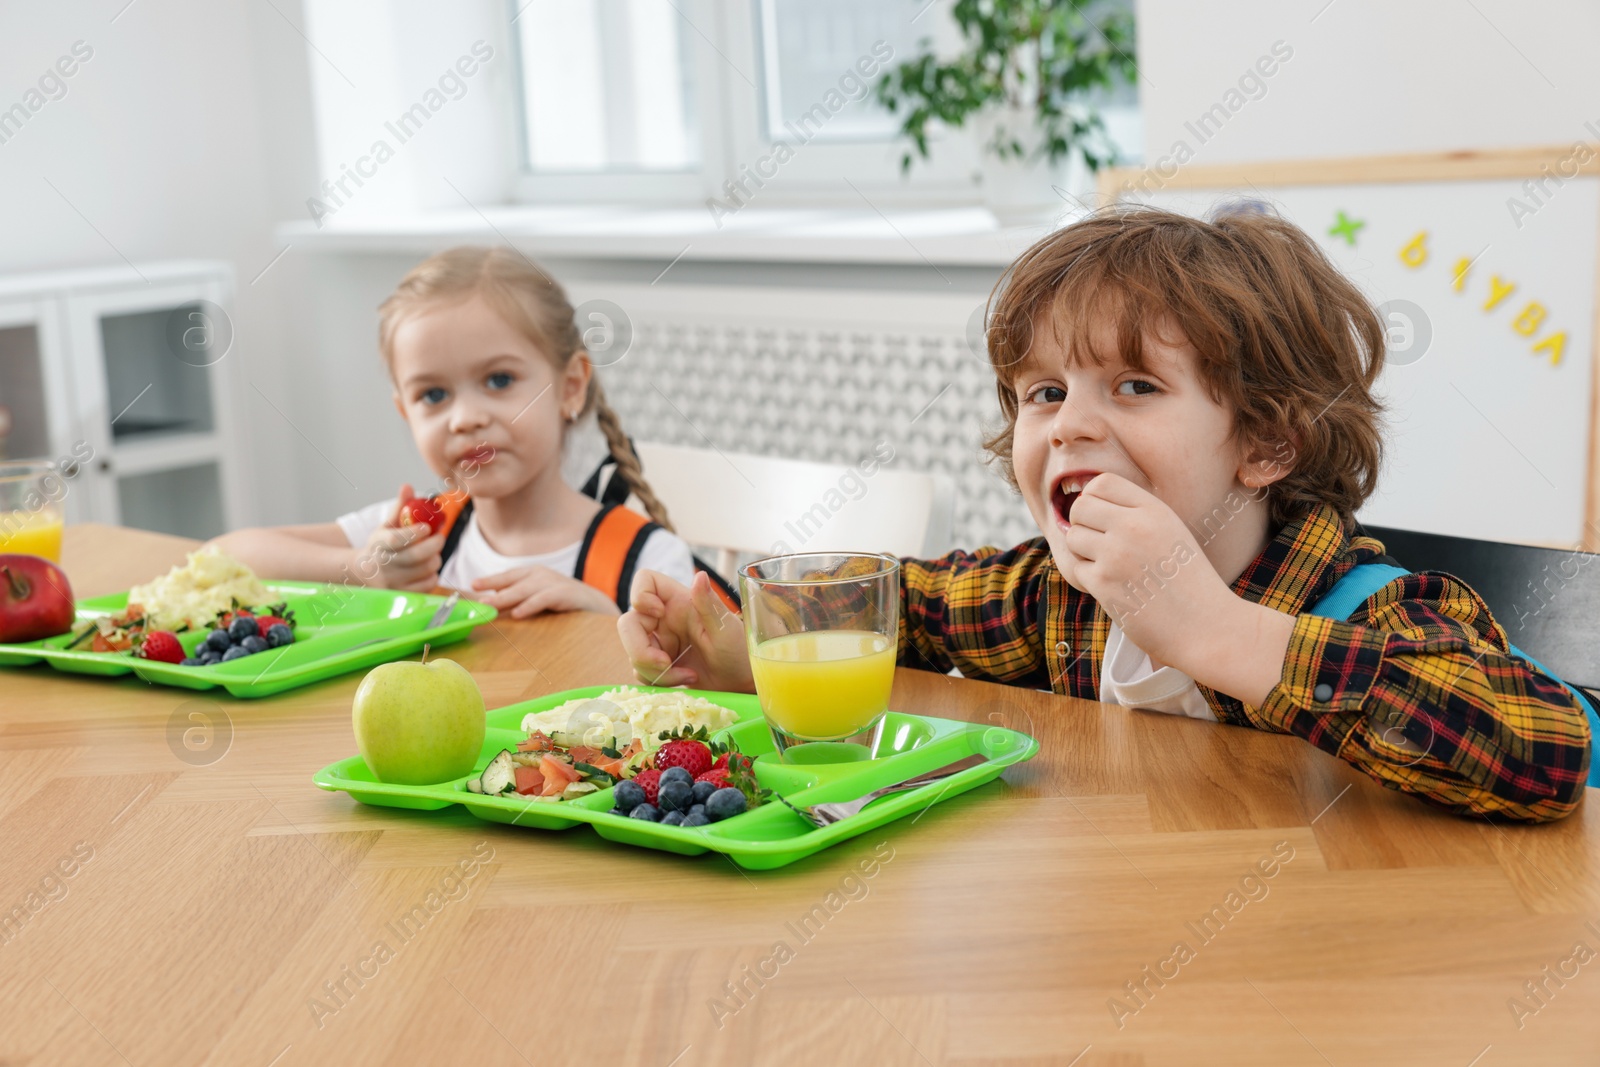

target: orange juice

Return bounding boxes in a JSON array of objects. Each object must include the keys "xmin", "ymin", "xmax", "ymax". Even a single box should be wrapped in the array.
[
  {"xmin": 750, "ymin": 630, "xmax": 896, "ymax": 741},
  {"xmin": 0, "ymin": 510, "xmax": 63, "ymax": 562}
]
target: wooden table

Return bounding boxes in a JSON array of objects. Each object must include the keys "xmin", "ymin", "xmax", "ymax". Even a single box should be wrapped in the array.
[{"xmin": 3, "ymin": 525, "xmax": 1599, "ymax": 1066}]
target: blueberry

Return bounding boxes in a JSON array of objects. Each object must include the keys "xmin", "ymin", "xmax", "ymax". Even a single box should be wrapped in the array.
[
  {"xmin": 240, "ymin": 635, "xmax": 268, "ymax": 654},
  {"xmin": 687, "ymin": 804, "xmax": 706, "ymax": 819},
  {"xmin": 180, "ymin": 657, "xmax": 203, "ymax": 667},
  {"xmin": 660, "ymin": 810, "xmax": 685, "ymax": 826},
  {"xmin": 690, "ymin": 780, "xmax": 718, "ymax": 805},
  {"xmin": 628, "ymin": 803, "xmax": 662, "ymax": 822},
  {"xmin": 205, "ymin": 628, "xmax": 232, "ymax": 652},
  {"xmin": 610, "ymin": 807, "xmax": 630, "ymax": 817},
  {"xmin": 613, "ymin": 780, "xmax": 646, "ymax": 812},
  {"xmin": 660, "ymin": 766, "xmax": 693, "ymax": 788},
  {"xmin": 221, "ymin": 646, "xmax": 250, "ymax": 662},
  {"xmin": 198, "ymin": 650, "xmax": 221, "ymax": 665},
  {"xmin": 265, "ymin": 623, "xmax": 294, "ymax": 648},
  {"xmin": 705, "ymin": 787, "xmax": 747, "ymax": 821},
  {"xmin": 682, "ymin": 812, "xmax": 711, "ymax": 827},
  {"xmin": 658, "ymin": 780, "xmax": 693, "ymax": 813},
  {"xmin": 228, "ymin": 616, "xmax": 258, "ymax": 642}
]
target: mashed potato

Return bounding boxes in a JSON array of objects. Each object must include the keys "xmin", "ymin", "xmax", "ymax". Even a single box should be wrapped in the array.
[
  {"xmin": 127, "ymin": 545, "xmax": 272, "ymax": 631},
  {"xmin": 521, "ymin": 687, "xmax": 737, "ymax": 750}
]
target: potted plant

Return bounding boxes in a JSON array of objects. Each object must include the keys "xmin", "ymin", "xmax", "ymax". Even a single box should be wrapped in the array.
[{"xmin": 875, "ymin": 0, "xmax": 1137, "ymax": 224}]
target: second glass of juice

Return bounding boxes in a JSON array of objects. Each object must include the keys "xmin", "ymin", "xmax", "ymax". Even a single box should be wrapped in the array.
[
  {"xmin": 740, "ymin": 552, "xmax": 899, "ymax": 761},
  {"xmin": 0, "ymin": 460, "xmax": 65, "ymax": 562}
]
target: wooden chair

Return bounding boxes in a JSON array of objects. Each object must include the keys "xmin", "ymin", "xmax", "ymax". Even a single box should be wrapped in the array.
[
  {"xmin": 1358, "ymin": 523, "xmax": 1600, "ymax": 699},
  {"xmin": 632, "ymin": 441, "xmax": 955, "ymax": 581}
]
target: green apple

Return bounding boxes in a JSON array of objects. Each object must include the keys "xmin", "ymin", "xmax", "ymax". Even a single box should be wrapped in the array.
[{"xmin": 352, "ymin": 656, "xmax": 486, "ymax": 784}]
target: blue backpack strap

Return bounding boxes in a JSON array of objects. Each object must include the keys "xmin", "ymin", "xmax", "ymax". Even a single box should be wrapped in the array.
[
  {"xmin": 1304, "ymin": 563, "xmax": 1411, "ymax": 622},
  {"xmin": 1308, "ymin": 563, "xmax": 1600, "ymax": 786}
]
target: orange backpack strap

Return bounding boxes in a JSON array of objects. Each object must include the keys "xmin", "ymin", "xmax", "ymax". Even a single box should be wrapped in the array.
[
  {"xmin": 694, "ymin": 556, "xmax": 741, "ymax": 611},
  {"xmin": 576, "ymin": 505, "xmax": 659, "ymax": 611}
]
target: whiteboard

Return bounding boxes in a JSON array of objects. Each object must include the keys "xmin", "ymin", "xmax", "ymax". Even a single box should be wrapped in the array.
[{"xmin": 1114, "ymin": 168, "xmax": 1598, "ymax": 548}]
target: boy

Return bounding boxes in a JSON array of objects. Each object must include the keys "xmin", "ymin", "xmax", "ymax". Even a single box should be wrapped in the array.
[{"xmin": 617, "ymin": 206, "xmax": 1591, "ymax": 822}]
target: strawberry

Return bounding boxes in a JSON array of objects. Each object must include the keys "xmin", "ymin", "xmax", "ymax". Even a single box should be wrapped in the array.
[
  {"xmin": 256, "ymin": 615, "xmax": 289, "ymax": 637},
  {"xmin": 136, "ymin": 630, "xmax": 185, "ymax": 664},
  {"xmin": 654, "ymin": 738, "xmax": 712, "ymax": 778},
  {"xmin": 400, "ymin": 497, "xmax": 446, "ymax": 536},
  {"xmin": 632, "ymin": 768, "xmax": 662, "ymax": 805},
  {"xmin": 694, "ymin": 768, "xmax": 730, "ymax": 787}
]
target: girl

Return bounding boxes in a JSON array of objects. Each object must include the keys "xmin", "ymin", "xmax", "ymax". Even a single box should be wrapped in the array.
[{"xmin": 213, "ymin": 247, "xmax": 695, "ymax": 617}]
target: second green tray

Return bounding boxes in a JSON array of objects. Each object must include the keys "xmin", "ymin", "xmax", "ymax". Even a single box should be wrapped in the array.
[{"xmin": 0, "ymin": 582, "xmax": 497, "ymax": 698}]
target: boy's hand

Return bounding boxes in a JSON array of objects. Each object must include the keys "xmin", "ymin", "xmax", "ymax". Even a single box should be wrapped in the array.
[
  {"xmin": 617, "ymin": 570, "xmax": 753, "ymax": 691},
  {"xmin": 470, "ymin": 566, "xmax": 618, "ymax": 618},
  {"xmin": 1061, "ymin": 472, "xmax": 1233, "ymax": 669},
  {"xmin": 357, "ymin": 483, "xmax": 444, "ymax": 591}
]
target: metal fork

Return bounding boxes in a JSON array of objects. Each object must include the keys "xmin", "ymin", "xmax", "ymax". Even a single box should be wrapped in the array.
[{"xmin": 779, "ymin": 753, "xmax": 988, "ymax": 828}]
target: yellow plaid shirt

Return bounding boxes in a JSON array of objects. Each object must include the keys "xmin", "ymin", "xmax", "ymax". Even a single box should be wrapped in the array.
[{"xmin": 898, "ymin": 503, "xmax": 1591, "ymax": 822}]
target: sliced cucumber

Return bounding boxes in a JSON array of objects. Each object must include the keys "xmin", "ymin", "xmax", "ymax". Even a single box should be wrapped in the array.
[{"xmin": 479, "ymin": 750, "xmax": 515, "ymax": 795}]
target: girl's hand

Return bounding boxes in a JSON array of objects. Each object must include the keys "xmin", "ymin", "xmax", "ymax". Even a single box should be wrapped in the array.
[
  {"xmin": 355, "ymin": 483, "xmax": 445, "ymax": 591},
  {"xmin": 1060, "ymin": 472, "xmax": 1234, "ymax": 670},
  {"xmin": 617, "ymin": 570, "xmax": 753, "ymax": 691},
  {"xmin": 470, "ymin": 566, "xmax": 618, "ymax": 618}
]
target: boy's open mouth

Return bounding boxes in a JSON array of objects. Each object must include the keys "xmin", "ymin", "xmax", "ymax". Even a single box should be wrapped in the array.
[{"xmin": 1050, "ymin": 472, "xmax": 1100, "ymax": 527}]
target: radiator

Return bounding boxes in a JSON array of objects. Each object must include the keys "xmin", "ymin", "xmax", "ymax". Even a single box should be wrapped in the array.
[{"xmin": 574, "ymin": 282, "xmax": 1040, "ymax": 553}]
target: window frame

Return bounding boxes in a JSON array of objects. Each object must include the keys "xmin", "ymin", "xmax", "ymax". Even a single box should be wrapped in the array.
[
  {"xmin": 506, "ymin": 0, "xmax": 1140, "ymax": 210},
  {"xmin": 508, "ymin": 0, "xmax": 729, "ymax": 206}
]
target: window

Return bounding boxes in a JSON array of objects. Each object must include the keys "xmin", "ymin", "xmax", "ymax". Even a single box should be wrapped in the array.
[
  {"xmin": 755, "ymin": 0, "xmax": 916, "ymax": 144},
  {"xmin": 510, "ymin": 0, "xmax": 1140, "ymax": 207},
  {"xmin": 515, "ymin": 0, "xmax": 700, "ymax": 172}
]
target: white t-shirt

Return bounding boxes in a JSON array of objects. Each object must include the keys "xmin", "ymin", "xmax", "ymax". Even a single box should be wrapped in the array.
[
  {"xmin": 1098, "ymin": 621, "xmax": 1218, "ymax": 721},
  {"xmin": 335, "ymin": 500, "xmax": 696, "ymax": 598}
]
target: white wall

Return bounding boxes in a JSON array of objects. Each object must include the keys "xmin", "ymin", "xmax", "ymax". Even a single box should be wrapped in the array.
[
  {"xmin": 299, "ymin": 0, "xmax": 517, "ymax": 224},
  {"xmin": 0, "ymin": 0, "xmax": 319, "ymax": 527},
  {"xmin": 1136, "ymin": 0, "xmax": 1600, "ymax": 164}
]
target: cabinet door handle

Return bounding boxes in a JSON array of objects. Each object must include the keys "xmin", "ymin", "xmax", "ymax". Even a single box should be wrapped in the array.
[{"xmin": 98, "ymin": 459, "xmax": 113, "ymax": 473}]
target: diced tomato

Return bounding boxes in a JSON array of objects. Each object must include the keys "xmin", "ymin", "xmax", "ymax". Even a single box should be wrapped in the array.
[
  {"xmin": 588, "ymin": 756, "xmax": 627, "ymax": 778},
  {"xmin": 567, "ymin": 745, "xmax": 601, "ymax": 764},
  {"xmin": 539, "ymin": 754, "xmax": 581, "ymax": 784},
  {"xmin": 517, "ymin": 731, "xmax": 555, "ymax": 753},
  {"xmin": 514, "ymin": 765, "xmax": 544, "ymax": 795},
  {"xmin": 537, "ymin": 755, "xmax": 580, "ymax": 796},
  {"xmin": 92, "ymin": 631, "xmax": 132, "ymax": 652}
]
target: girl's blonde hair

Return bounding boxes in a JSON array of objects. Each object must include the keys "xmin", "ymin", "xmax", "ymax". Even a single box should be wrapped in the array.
[{"xmin": 377, "ymin": 246, "xmax": 672, "ymax": 530}]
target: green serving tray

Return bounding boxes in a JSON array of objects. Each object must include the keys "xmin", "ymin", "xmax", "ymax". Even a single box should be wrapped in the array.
[
  {"xmin": 313, "ymin": 685, "xmax": 1039, "ymax": 870},
  {"xmin": 0, "ymin": 582, "xmax": 497, "ymax": 698}
]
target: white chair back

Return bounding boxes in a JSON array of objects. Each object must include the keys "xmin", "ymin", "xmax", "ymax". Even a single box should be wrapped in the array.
[{"xmin": 631, "ymin": 441, "xmax": 954, "ymax": 580}]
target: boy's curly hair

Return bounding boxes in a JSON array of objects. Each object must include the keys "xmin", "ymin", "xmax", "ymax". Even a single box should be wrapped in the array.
[{"xmin": 983, "ymin": 204, "xmax": 1386, "ymax": 529}]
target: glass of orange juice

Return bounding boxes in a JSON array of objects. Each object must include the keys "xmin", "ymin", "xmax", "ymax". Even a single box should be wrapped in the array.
[
  {"xmin": 0, "ymin": 460, "xmax": 65, "ymax": 562},
  {"xmin": 740, "ymin": 552, "xmax": 899, "ymax": 762}
]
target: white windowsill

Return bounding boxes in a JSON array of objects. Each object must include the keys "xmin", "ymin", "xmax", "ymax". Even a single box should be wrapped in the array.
[{"xmin": 274, "ymin": 204, "xmax": 1058, "ymax": 267}]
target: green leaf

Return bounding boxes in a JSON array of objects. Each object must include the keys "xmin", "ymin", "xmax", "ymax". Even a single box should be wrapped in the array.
[{"xmin": 876, "ymin": 0, "xmax": 1136, "ymax": 172}]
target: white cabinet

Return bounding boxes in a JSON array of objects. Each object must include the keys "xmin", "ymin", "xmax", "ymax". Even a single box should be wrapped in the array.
[{"xmin": 0, "ymin": 262, "xmax": 242, "ymax": 539}]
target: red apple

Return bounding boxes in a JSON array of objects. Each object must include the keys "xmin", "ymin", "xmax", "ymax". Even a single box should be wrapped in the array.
[
  {"xmin": 399, "ymin": 497, "xmax": 446, "ymax": 536},
  {"xmin": 0, "ymin": 554, "xmax": 76, "ymax": 643}
]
